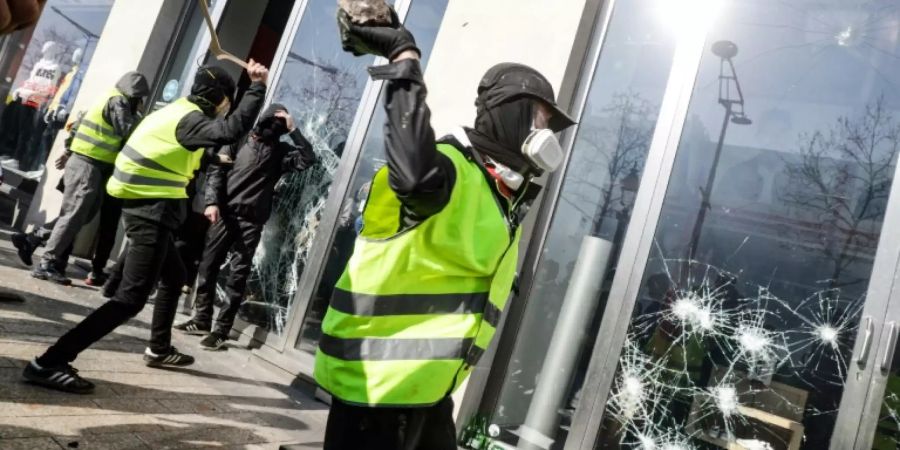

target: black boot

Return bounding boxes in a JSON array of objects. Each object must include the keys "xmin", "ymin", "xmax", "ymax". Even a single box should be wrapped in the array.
[{"xmin": 10, "ymin": 232, "xmax": 37, "ymax": 266}]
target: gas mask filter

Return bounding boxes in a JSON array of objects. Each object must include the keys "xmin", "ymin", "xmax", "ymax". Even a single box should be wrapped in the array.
[{"xmin": 521, "ymin": 128, "xmax": 564, "ymax": 173}]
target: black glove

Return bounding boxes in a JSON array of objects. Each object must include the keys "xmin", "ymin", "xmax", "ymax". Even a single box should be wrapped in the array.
[{"xmin": 337, "ymin": 7, "xmax": 419, "ymax": 60}]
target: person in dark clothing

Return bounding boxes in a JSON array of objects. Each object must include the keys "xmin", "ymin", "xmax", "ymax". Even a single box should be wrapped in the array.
[
  {"xmin": 22, "ymin": 62, "xmax": 270, "ymax": 394},
  {"xmin": 31, "ymin": 72, "xmax": 148, "ymax": 285},
  {"xmin": 13, "ymin": 110, "xmax": 124, "ymax": 286},
  {"xmin": 318, "ymin": 9, "xmax": 575, "ymax": 450},
  {"xmin": 174, "ymin": 103, "xmax": 316, "ymax": 350},
  {"xmin": 101, "ymin": 175, "xmax": 211, "ymax": 299}
]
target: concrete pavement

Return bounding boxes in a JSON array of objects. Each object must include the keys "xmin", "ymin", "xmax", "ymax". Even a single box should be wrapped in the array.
[{"xmin": 0, "ymin": 235, "xmax": 328, "ymax": 449}]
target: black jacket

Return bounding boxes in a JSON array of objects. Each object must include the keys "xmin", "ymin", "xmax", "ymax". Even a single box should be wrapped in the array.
[
  {"xmin": 205, "ymin": 128, "xmax": 317, "ymax": 224},
  {"xmin": 123, "ymin": 81, "xmax": 267, "ymax": 230},
  {"xmin": 103, "ymin": 72, "xmax": 149, "ymax": 142}
]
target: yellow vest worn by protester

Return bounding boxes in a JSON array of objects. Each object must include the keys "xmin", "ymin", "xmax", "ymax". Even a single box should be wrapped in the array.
[
  {"xmin": 106, "ymin": 98, "xmax": 202, "ymax": 200},
  {"xmin": 69, "ymin": 88, "xmax": 126, "ymax": 164},
  {"xmin": 315, "ymin": 142, "xmax": 522, "ymax": 407}
]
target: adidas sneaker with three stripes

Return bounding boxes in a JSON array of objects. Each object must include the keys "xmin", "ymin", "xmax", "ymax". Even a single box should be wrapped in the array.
[
  {"xmin": 22, "ymin": 359, "xmax": 95, "ymax": 394},
  {"xmin": 143, "ymin": 347, "xmax": 196, "ymax": 367}
]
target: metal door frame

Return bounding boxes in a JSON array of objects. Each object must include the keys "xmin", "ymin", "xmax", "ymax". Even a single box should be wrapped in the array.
[{"xmin": 840, "ymin": 146, "xmax": 900, "ymax": 448}]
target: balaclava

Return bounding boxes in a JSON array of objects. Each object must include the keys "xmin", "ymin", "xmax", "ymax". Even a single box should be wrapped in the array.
[
  {"xmin": 253, "ymin": 103, "xmax": 290, "ymax": 142},
  {"xmin": 190, "ymin": 65, "xmax": 236, "ymax": 115},
  {"xmin": 466, "ymin": 63, "xmax": 576, "ymax": 175}
]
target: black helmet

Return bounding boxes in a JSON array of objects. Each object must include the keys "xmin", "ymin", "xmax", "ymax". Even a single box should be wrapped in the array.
[{"xmin": 476, "ymin": 63, "xmax": 576, "ymax": 133}]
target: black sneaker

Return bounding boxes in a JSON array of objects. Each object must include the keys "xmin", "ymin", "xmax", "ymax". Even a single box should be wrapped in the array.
[
  {"xmin": 173, "ymin": 320, "xmax": 210, "ymax": 336},
  {"xmin": 11, "ymin": 232, "xmax": 35, "ymax": 266},
  {"xmin": 32, "ymin": 264, "xmax": 72, "ymax": 286},
  {"xmin": 22, "ymin": 360, "xmax": 95, "ymax": 394},
  {"xmin": 84, "ymin": 271, "xmax": 108, "ymax": 287},
  {"xmin": 200, "ymin": 332, "xmax": 228, "ymax": 351},
  {"xmin": 144, "ymin": 347, "xmax": 195, "ymax": 367}
]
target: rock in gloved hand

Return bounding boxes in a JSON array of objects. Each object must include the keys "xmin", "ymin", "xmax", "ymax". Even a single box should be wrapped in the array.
[{"xmin": 337, "ymin": 0, "xmax": 391, "ymax": 25}]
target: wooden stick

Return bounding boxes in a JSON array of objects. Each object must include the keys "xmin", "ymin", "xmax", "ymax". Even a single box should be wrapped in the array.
[{"xmin": 198, "ymin": 0, "xmax": 249, "ymax": 69}]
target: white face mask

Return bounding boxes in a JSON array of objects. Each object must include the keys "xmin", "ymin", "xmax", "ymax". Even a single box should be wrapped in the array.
[{"xmin": 521, "ymin": 128, "xmax": 564, "ymax": 172}]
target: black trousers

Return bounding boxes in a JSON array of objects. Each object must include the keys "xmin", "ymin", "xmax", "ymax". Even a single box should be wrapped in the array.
[
  {"xmin": 38, "ymin": 213, "xmax": 187, "ymax": 367},
  {"xmin": 91, "ymin": 194, "xmax": 123, "ymax": 274},
  {"xmin": 175, "ymin": 211, "xmax": 211, "ymax": 286},
  {"xmin": 323, "ymin": 397, "xmax": 457, "ymax": 450},
  {"xmin": 192, "ymin": 214, "xmax": 262, "ymax": 335}
]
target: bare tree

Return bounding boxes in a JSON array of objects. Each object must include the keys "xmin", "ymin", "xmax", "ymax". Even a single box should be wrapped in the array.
[
  {"xmin": 780, "ymin": 97, "xmax": 900, "ymax": 288},
  {"xmin": 562, "ymin": 91, "xmax": 655, "ymax": 237}
]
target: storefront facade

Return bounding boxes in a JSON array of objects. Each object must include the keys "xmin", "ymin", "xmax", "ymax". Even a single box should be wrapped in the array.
[{"xmin": 6, "ymin": 0, "xmax": 900, "ymax": 448}]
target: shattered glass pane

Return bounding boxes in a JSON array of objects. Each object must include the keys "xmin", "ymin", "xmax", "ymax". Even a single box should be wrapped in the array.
[
  {"xmin": 235, "ymin": 0, "xmax": 376, "ymax": 336},
  {"xmin": 483, "ymin": 0, "xmax": 678, "ymax": 447},
  {"xmin": 597, "ymin": 0, "xmax": 900, "ymax": 449},
  {"xmin": 293, "ymin": 0, "xmax": 450, "ymax": 355}
]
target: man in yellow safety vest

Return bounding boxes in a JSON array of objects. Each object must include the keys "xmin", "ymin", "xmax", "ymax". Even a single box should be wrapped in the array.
[
  {"xmin": 315, "ymin": 9, "xmax": 576, "ymax": 449},
  {"xmin": 23, "ymin": 61, "xmax": 270, "ymax": 394}
]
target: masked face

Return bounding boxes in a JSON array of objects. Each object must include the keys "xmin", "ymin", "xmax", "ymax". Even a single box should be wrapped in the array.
[
  {"xmin": 256, "ymin": 113, "xmax": 289, "ymax": 141},
  {"xmin": 215, "ymin": 97, "xmax": 231, "ymax": 119},
  {"xmin": 521, "ymin": 101, "xmax": 564, "ymax": 173}
]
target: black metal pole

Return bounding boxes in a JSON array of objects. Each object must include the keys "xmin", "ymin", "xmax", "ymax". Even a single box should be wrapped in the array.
[{"xmin": 686, "ymin": 100, "xmax": 733, "ymax": 266}]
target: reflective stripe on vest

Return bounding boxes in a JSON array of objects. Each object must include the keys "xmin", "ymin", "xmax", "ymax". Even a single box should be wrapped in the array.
[
  {"xmin": 69, "ymin": 89, "xmax": 125, "ymax": 164},
  {"xmin": 314, "ymin": 143, "xmax": 520, "ymax": 407},
  {"xmin": 106, "ymin": 98, "xmax": 202, "ymax": 200}
]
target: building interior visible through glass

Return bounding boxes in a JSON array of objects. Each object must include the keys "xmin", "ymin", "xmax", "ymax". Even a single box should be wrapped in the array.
[
  {"xmin": 0, "ymin": 0, "xmax": 114, "ymax": 175},
  {"xmin": 462, "ymin": 0, "xmax": 900, "ymax": 449}
]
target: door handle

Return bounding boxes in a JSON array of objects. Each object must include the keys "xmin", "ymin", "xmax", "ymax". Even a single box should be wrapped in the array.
[
  {"xmin": 858, "ymin": 316, "xmax": 873, "ymax": 366},
  {"xmin": 881, "ymin": 321, "xmax": 898, "ymax": 372}
]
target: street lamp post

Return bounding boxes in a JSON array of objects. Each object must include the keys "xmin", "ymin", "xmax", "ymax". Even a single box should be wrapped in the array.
[{"xmin": 684, "ymin": 40, "xmax": 752, "ymax": 270}]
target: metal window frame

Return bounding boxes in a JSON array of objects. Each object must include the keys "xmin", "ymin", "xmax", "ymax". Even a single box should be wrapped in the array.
[
  {"xmin": 562, "ymin": 21, "xmax": 711, "ymax": 447},
  {"xmin": 252, "ymin": 0, "xmax": 416, "ymax": 356},
  {"xmin": 455, "ymin": 0, "xmax": 618, "ymax": 426}
]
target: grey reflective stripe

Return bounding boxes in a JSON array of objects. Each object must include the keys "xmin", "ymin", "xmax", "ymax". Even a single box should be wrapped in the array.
[
  {"xmin": 80, "ymin": 119, "xmax": 115, "ymax": 136},
  {"xmin": 319, "ymin": 334, "xmax": 473, "ymax": 361},
  {"xmin": 331, "ymin": 289, "xmax": 488, "ymax": 317},
  {"xmin": 483, "ymin": 302, "xmax": 502, "ymax": 328},
  {"xmin": 74, "ymin": 133, "xmax": 120, "ymax": 152},
  {"xmin": 113, "ymin": 168, "xmax": 186, "ymax": 188},
  {"xmin": 465, "ymin": 345, "xmax": 485, "ymax": 366},
  {"xmin": 120, "ymin": 145, "xmax": 180, "ymax": 175}
]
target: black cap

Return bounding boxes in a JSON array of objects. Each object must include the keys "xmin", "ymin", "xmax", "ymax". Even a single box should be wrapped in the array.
[
  {"xmin": 476, "ymin": 63, "xmax": 576, "ymax": 133},
  {"xmin": 192, "ymin": 65, "xmax": 237, "ymax": 105}
]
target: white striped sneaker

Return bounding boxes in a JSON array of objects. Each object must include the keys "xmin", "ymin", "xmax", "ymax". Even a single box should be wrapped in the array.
[
  {"xmin": 143, "ymin": 347, "xmax": 195, "ymax": 367},
  {"xmin": 22, "ymin": 360, "xmax": 95, "ymax": 394}
]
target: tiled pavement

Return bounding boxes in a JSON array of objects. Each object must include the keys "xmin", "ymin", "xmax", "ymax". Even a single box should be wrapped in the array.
[{"xmin": 0, "ymin": 236, "xmax": 328, "ymax": 449}]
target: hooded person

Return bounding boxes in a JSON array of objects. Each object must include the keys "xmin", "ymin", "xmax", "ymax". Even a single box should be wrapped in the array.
[
  {"xmin": 174, "ymin": 102, "xmax": 317, "ymax": 349},
  {"xmin": 23, "ymin": 61, "xmax": 271, "ymax": 394},
  {"xmin": 314, "ymin": 9, "xmax": 576, "ymax": 450},
  {"xmin": 30, "ymin": 71, "xmax": 150, "ymax": 285}
]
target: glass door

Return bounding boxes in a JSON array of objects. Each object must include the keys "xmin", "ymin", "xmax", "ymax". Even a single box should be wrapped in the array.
[{"xmin": 570, "ymin": 0, "xmax": 900, "ymax": 448}]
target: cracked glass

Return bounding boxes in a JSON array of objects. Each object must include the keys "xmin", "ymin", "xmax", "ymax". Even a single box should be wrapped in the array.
[
  {"xmin": 292, "ymin": 0, "xmax": 450, "ymax": 356},
  {"xmin": 594, "ymin": 0, "xmax": 900, "ymax": 449},
  {"xmin": 235, "ymin": 0, "xmax": 378, "ymax": 336}
]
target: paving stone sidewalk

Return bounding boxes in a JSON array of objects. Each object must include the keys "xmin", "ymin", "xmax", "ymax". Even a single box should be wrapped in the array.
[{"xmin": 0, "ymin": 236, "xmax": 327, "ymax": 449}]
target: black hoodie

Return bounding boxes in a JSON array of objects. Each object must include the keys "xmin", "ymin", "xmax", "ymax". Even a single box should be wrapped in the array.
[
  {"xmin": 204, "ymin": 104, "xmax": 317, "ymax": 224},
  {"xmin": 104, "ymin": 71, "xmax": 149, "ymax": 142}
]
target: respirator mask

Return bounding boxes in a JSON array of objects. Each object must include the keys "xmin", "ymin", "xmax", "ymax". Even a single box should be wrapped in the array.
[
  {"xmin": 488, "ymin": 128, "xmax": 564, "ymax": 192},
  {"xmin": 522, "ymin": 128, "xmax": 563, "ymax": 173}
]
